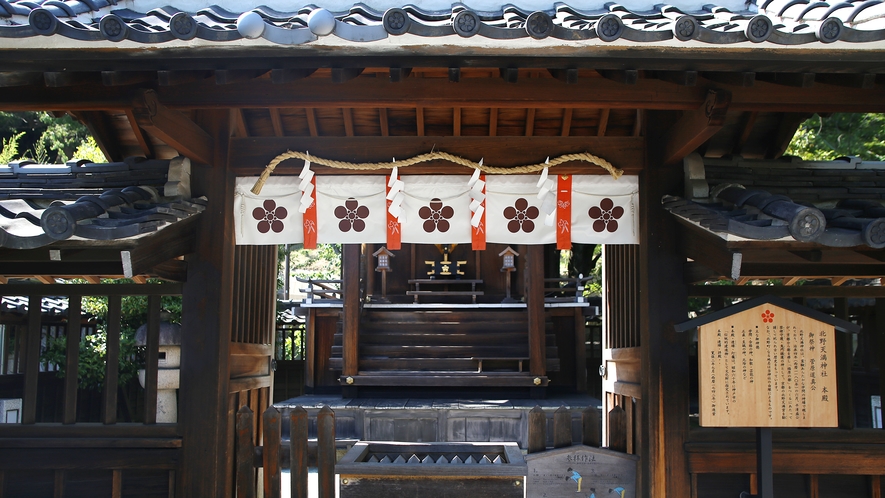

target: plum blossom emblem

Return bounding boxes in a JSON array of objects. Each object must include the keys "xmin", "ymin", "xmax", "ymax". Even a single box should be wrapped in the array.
[
  {"xmin": 504, "ymin": 198, "xmax": 539, "ymax": 233},
  {"xmin": 419, "ymin": 198, "xmax": 454, "ymax": 233},
  {"xmin": 252, "ymin": 199, "xmax": 288, "ymax": 234},
  {"xmin": 761, "ymin": 310, "xmax": 774, "ymax": 323},
  {"xmin": 335, "ymin": 198, "xmax": 369, "ymax": 232},
  {"xmin": 589, "ymin": 198, "xmax": 624, "ymax": 233}
]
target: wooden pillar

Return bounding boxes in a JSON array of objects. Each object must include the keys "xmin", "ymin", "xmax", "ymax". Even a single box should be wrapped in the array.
[
  {"xmin": 641, "ymin": 111, "xmax": 691, "ymax": 498},
  {"xmin": 527, "ymin": 245, "xmax": 546, "ymax": 377},
  {"xmin": 342, "ymin": 244, "xmax": 360, "ymax": 395},
  {"xmin": 178, "ymin": 109, "xmax": 235, "ymax": 498}
]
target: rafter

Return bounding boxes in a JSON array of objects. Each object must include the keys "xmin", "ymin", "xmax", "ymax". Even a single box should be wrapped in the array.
[
  {"xmin": 663, "ymin": 89, "xmax": 731, "ymax": 165},
  {"xmin": 379, "ymin": 108, "xmax": 389, "ymax": 137},
  {"xmin": 561, "ymin": 108, "xmax": 573, "ymax": 137},
  {"xmin": 525, "ymin": 108, "xmax": 536, "ymax": 136},
  {"xmin": 453, "ymin": 107, "xmax": 461, "ymax": 137},
  {"xmin": 343, "ymin": 108, "xmax": 354, "ymax": 137},
  {"xmin": 597, "ymin": 109, "xmax": 610, "ymax": 137},
  {"xmin": 305, "ymin": 108, "xmax": 318, "ymax": 137},
  {"xmin": 130, "ymin": 89, "xmax": 214, "ymax": 165},
  {"xmin": 269, "ymin": 108, "xmax": 283, "ymax": 137},
  {"xmin": 124, "ymin": 109, "xmax": 156, "ymax": 158},
  {"xmin": 74, "ymin": 111, "xmax": 124, "ymax": 162}
]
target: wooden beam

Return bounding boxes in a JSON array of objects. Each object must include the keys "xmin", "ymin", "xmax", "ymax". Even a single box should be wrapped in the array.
[
  {"xmin": 270, "ymin": 68, "xmax": 316, "ymax": 84},
  {"xmin": 453, "ymin": 107, "xmax": 461, "ymax": 137},
  {"xmin": 831, "ymin": 276, "xmax": 851, "ymax": 286},
  {"xmin": 416, "ymin": 106, "xmax": 424, "ymax": 136},
  {"xmin": 733, "ymin": 110, "xmax": 759, "ymax": 156},
  {"xmin": 597, "ymin": 109, "xmax": 610, "ymax": 137},
  {"xmin": 74, "ymin": 111, "xmax": 123, "ymax": 162},
  {"xmin": 131, "ymin": 89, "xmax": 214, "ymax": 165},
  {"xmin": 525, "ymin": 108, "xmax": 536, "ymax": 136},
  {"xmin": 120, "ymin": 215, "xmax": 199, "ymax": 278},
  {"xmin": 305, "ymin": 108, "xmax": 318, "ymax": 137},
  {"xmin": 767, "ymin": 112, "xmax": 812, "ymax": 159},
  {"xmin": 34, "ymin": 275, "xmax": 55, "ymax": 284},
  {"xmin": 124, "ymin": 109, "xmax": 156, "ymax": 158},
  {"xmin": 633, "ymin": 109, "xmax": 644, "ymax": 137},
  {"xmin": 342, "ymin": 108, "xmax": 354, "ymax": 137},
  {"xmin": 215, "ymin": 69, "xmax": 268, "ymax": 85},
  {"xmin": 500, "ymin": 67, "xmax": 519, "ymax": 84},
  {"xmin": 342, "ymin": 244, "xmax": 360, "ymax": 378},
  {"xmin": 389, "ymin": 67, "xmax": 411, "ymax": 82},
  {"xmin": 663, "ymin": 89, "xmax": 731, "ymax": 165},
  {"xmin": 269, "ymin": 108, "xmax": 283, "ymax": 137},
  {"xmin": 131, "ymin": 275, "xmax": 148, "ymax": 284},
  {"xmin": 101, "ymin": 71, "xmax": 155, "ymax": 87},
  {"xmin": 379, "ymin": 108, "xmax": 389, "ymax": 137},
  {"xmin": 675, "ymin": 221, "xmax": 742, "ymax": 280},
  {"xmin": 756, "ymin": 72, "xmax": 816, "ymax": 88},
  {"xmin": 84, "ymin": 276, "xmax": 101, "ymax": 284},
  {"xmin": 526, "ymin": 244, "xmax": 546, "ymax": 376},
  {"xmin": 783, "ymin": 277, "xmax": 802, "ymax": 286},
  {"xmin": 229, "ymin": 136, "xmax": 646, "ymax": 175},
  {"xmin": 489, "ymin": 108, "xmax": 498, "ymax": 137},
  {"xmin": 549, "ymin": 68, "xmax": 579, "ymax": 84},
  {"xmin": 158, "ymin": 70, "xmax": 212, "ymax": 86},
  {"xmin": 44, "ymin": 72, "xmax": 100, "ymax": 87},
  {"xmin": 448, "ymin": 67, "xmax": 460, "ymax": 83},
  {"xmin": 703, "ymin": 72, "xmax": 755, "ymax": 87},
  {"xmin": 234, "ymin": 109, "xmax": 248, "ymax": 138},
  {"xmin": 0, "ymin": 72, "xmax": 43, "ymax": 87},
  {"xmin": 331, "ymin": 67, "xmax": 364, "ymax": 84},
  {"xmin": 598, "ymin": 70, "xmax": 639, "ymax": 85},
  {"xmin": 689, "ymin": 284, "xmax": 885, "ymax": 298},
  {"xmin": 655, "ymin": 70, "xmax": 698, "ymax": 86},
  {"xmin": 561, "ymin": 108, "xmax": 573, "ymax": 137},
  {"xmin": 815, "ymin": 73, "xmax": 875, "ymax": 89}
]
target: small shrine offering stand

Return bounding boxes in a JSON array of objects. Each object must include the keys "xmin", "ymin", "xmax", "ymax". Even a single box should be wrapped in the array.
[{"xmin": 675, "ymin": 295, "xmax": 859, "ymax": 498}]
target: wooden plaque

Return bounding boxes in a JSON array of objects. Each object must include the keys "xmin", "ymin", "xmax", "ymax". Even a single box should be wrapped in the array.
[
  {"xmin": 525, "ymin": 446, "xmax": 638, "ymax": 498},
  {"xmin": 698, "ymin": 303, "xmax": 839, "ymax": 427}
]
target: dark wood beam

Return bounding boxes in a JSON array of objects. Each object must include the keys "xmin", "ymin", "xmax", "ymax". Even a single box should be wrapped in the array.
[
  {"xmin": 342, "ymin": 108, "xmax": 354, "ymax": 137},
  {"xmin": 663, "ymin": 89, "xmax": 731, "ymax": 165},
  {"xmin": 689, "ymin": 284, "xmax": 885, "ymax": 298},
  {"xmin": 124, "ymin": 109, "xmax": 156, "ymax": 158},
  {"xmin": 158, "ymin": 70, "xmax": 213, "ymax": 86},
  {"xmin": 269, "ymin": 108, "xmax": 283, "ymax": 137},
  {"xmin": 44, "ymin": 72, "xmax": 100, "ymax": 87},
  {"xmin": 500, "ymin": 67, "xmax": 519, "ymax": 84},
  {"xmin": 229, "ymin": 136, "xmax": 645, "ymax": 175},
  {"xmin": 815, "ymin": 73, "xmax": 875, "ymax": 89},
  {"xmin": 448, "ymin": 67, "xmax": 461, "ymax": 83},
  {"xmin": 655, "ymin": 70, "xmax": 698, "ymax": 86},
  {"xmin": 379, "ymin": 108, "xmax": 389, "ymax": 137},
  {"xmin": 561, "ymin": 108, "xmax": 573, "ymax": 136},
  {"xmin": 489, "ymin": 108, "xmax": 498, "ymax": 136},
  {"xmin": 305, "ymin": 108, "xmax": 319, "ymax": 137},
  {"xmin": 101, "ymin": 71, "xmax": 155, "ymax": 87},
  {"xmin": 598, "ymin": 70, "xmax": 638, "ymax": 85},
  {"xmin": 131, "ymin": 89, "xmax": 214, "ymax": 165},
  {"xmin": 675, "ymin": 221, "xmax": 742, "ymax": 280},
  {"xmin": 733, "ymin": 110, "xmax": 758, "ymax": 156},
  {"xmin": 0, "ymin": 72, "xmax": 43, "ymax": 87},
  {"xmin": 597, "ymin": 109, "xmax": 610, "ymax": 137},
  {"xmin": 416, "ymin": 106, "xmax": 424, "ymax": 136},
  {"xmin": 756, "ymin": 72, "xmax": 816, "ymax": 88},
  {"xmin": 215, "ymin": 69, "xmax": 268, "ymax": 85},
  {"xmin": 453, "ymin": 107, "xmax": 461, "ymax": 137},
  {"xmin": 331, "ymin": 67, "xmax": 364, "ymax": 84},
  {"xmin": 233, "ymin": 109, "xmax": 248, "ymax": 138},
  {"xmin": 270, "ymin": 68, "xmax": 316, "ymax": 84},
  {"xmin": 389, "ymin": 67, "xmax": 411, "ymax": 82},
  {"xmin": 74, "ymin": 111, "xmax": 124, "ymax": 162},
  {"xmin": 525, "ymin": 108, "xmax": 535, "ymax": 136},
  {"xmin": 703, "ymin": 72, "xmax": 755, "ymax": 87},
  {"xmin": 342, "ymin": 244, "xmax": 360, "ymax": 380},
  {"xmin": 548, "ymin": 68, "xmax": 579, "ymax": 84},
  {"xmin": 120, "ymin": 215, "xmax": 199, "ymax": 278},
  {"xmin": 526, "ymin": 244, "xmax": 546, "ymax": 377},
  {"xmin": 766, "ymin": 112, "xmax": 812, "ymax": 159}
]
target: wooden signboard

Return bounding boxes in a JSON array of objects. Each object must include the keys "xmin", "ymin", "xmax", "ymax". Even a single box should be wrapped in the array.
[
  {"xmin": 697, "ymin": 302, "xmax": 839, "ymax": 428},
  {"xmin": 525, "ymin": 446, "xmax": 638, "ymax": 498}
]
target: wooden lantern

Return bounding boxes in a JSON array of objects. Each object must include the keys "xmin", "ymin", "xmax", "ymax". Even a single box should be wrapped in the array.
[
  {"xmin": 372, "ymin": 246, "xmax": 394, "ymax": 302},
  {"xmin": 499, "ymin": 246, "xmax": 519, "ymax": 302}
]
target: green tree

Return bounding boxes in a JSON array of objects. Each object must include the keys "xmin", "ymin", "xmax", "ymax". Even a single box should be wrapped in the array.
[
  {"xmin": 787, "ymin": 113, "xmax": 885, "ymax": 161},
  {"xmin": 0, "ymin": 111, "xmax": 92, "ymax": 163}
]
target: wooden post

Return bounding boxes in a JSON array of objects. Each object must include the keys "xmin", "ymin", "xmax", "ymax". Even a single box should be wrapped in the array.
[
  {"xmin": 21, "ymin": 295, "xmax": 42, "ymax": 424},
  {"xmin": 178, "ymin": 108, "xmax": 234, "ymax": 498},
  {"xmin": 62, "ymin": 295, "xmax": 81, "ymax": 425},
  {"xmin": 553, "ymin": 406, "xmax": 572, "ymax": 448},
  {"xmin": 317, "ymin": 406, "xmax": 336, "ymax": 498},
  {"xmin": 290, "ymin": 407, "xmax": 309, "ymax": 498},
  {"xmin": 235, "ymin": 406, "xmax": 256, "ymax": 498},
  {"xmin": 526, "ymin": 245, "xmax": 546, "ymax": 381},
  {"xmin": 342, "ymin": 244, "xmax": 360, "ymax": 394},
  {"xmin": 642, "ymin": 110, "xmax": 691, "ymax": 497},
  {"xmin": 609, "ymin": 405, "xmax": 627, "ymax": 453},
  {"xmin": 834, "ymin": 297, "xmax": 855, "ymax": 429},
  {"xmin": 102, "ymin": 295, "xmax": 121, "ymax": 425},
  {"xmin": 582, "ymin": 406, "xmax": 601, "ymax": 447},
  {"xmin": 263, "ymin": 407, "xmax": 282, "ymax": 498},
  {"xmin": 528, "ymin": 406, "xmax": 546, "ymax": 454},
  {"xmin": 143, "ymin": 295, "xmax": 161, "ymax": 425}
]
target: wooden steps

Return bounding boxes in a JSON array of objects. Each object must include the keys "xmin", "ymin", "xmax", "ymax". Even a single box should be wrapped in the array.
[{"xmin": 328, "ymin": 309, "xmax": 560, "ymax": 384}]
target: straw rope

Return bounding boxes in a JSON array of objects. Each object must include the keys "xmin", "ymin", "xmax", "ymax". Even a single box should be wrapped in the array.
[{"xmin": 251, "ymin": 150, "xmax": 623, "ymax": 195}]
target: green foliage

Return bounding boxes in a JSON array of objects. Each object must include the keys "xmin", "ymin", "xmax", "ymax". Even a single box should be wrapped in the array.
[
  {"xmin": 288, "ymin": 243, "xmax": 342, "ymax": 281},
  {"xmin": 0, "ymin": 111, "xmax": 91, "ymax": 164},
  {"xmin": 0, "ymin": 131, "xmax": 23, "ymax": 164},
  {"xmin": 73, "ymin": 136, "xmax": 107, "ymax": 163},
  {"xmin": 786, "ymin": 113, "xmax": 885, "ymax": 161},
  {"xmin": 41, "ymin": 279, "xmax": 183, "ymax": 391}
]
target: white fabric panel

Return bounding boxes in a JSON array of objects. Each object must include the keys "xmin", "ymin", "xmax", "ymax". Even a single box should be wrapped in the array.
[
  {"xmin": 485, "ymin": 175, "xmax": 556, "ymax": 245},
  {"xmin": 234, "ymin": 176, "xmax": 303, "ymax": 245},
  {"xmin": 571, "ymin": 175, "xmax": 640, "ymax": 244},
  {"xmin": 400, "ymin": 175, "xmax": 472, "ymax": 244},
  {"xmin": 315, "ymin": 176, "xmax": 387, "ymax": 243}
]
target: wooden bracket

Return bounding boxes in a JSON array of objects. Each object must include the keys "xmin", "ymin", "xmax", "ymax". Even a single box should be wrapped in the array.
[
  {"xmin": 131, "ymin": 89, "xmax": 214, "ymax": 165},
  {"xmin": 663, "ymin": 89, "xmax": 731, "ymax": 165}
]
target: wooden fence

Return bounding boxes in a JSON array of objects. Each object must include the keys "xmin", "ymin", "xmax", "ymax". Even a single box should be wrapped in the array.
[{"xmin": 235, "ymin": 405, "xmax": 337, "ymax": 498}]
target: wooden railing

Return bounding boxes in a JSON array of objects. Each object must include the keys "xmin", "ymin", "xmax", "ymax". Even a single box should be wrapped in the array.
[
  {"xmin": 527, "ymin": 405, "xmax": 604, "ymax": 452},
  {"xmin": 297, "ymin": 278, "xmax": 343, "ymax": 304},
  {"xmin": 0, "ymin": 282, "xmax": 183, "ymax": 496},
  {"xmin": 543, "ymin": 276, "xmax": 594, "ymax": 302},
  {"xmin": 235, "ymin": 405, "xmax": 337, "ymax": 498}
]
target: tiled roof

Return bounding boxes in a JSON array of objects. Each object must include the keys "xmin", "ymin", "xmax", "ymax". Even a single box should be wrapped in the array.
[
  {"xmin": 0, "ymin": 156, "xmax": 205, "ymax": 249},
  {"xmin": 2, "ymin": 0, "xmax": 885, "ymax": 46}
]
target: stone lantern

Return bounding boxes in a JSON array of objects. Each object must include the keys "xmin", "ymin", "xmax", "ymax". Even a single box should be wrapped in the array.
[{"xmin": 136, "ymin": 319, "xmax": 181, "ymax": 423}]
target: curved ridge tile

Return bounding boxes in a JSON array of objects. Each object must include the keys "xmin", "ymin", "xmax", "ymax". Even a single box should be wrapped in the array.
[{"xmin": 847, "ymin": 0, "xmax": 883, "ymax": 22}]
